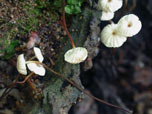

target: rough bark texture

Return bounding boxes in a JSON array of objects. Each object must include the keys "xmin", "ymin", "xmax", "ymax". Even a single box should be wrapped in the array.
[
  {"xmin": 27, "ymin": 7, "xmax": 101, "ymax": 114},
  {"xmin": 0, "ymin": 0, "xmax": 101, "ymax": 113}
]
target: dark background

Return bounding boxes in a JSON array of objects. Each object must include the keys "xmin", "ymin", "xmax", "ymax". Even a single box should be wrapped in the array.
[{"xmin": 70, "ymin": 0, "xmax": 152, "ymax": 114}]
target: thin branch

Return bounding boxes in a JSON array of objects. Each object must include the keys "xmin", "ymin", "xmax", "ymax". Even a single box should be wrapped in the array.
[
  {"xmin": 0, "ymin": 88, "xmax": 9, "ymax": 100},
  {"xmin": 4, "ymin": 58, "xmax": 132, "ymax": 113},
  {"xmin": 16, "ymin": 72, "xmax": 34, "ymax": 84},
  {"xmin": 8, "ymin": 59, "xmax": 37, "ymax": 92},
  {"xmin": 32, "ymin": 61, "xmax": 132, "ymax": 114},
  {"xmin": 0, "ymin": 72, "xmax": 35, "ymax": 101},
  {"xmin": 0, "ymin": 81, "xmax": 17, "ymax": 101},
  {"xmin": 1, "ymin": 87, "xmax": 14, "ymax": 99},
  {"xmin": 62, "ymin": 0, "xmax": 76, "ymax": 48}
]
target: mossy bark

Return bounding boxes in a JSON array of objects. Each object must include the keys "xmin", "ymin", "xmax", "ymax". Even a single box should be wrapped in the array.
[
  {"xmin": 27, "ymin": 7, "xmax": 100, "ymax": 114},
  {"xmin": 0, "ymin": 0, "xmax": 101, "ymax": 113}
]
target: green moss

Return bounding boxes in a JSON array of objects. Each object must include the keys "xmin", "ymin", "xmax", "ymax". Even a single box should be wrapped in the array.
[
  {"xmin": 0, "ymin": 23, "xmax": 19, "ymax": 59},
  {"xmin": 0, "ymin": 0, "xmax": 61, "ymax": 59},
  {"xmin": 1, "ymin": 40, "xmax": 19, "ymax": 59},
  {"xmin": 16, "ymin": 0, "xmax": 60, "ymax": 32},
  {"xmin": 0, "ymin": 34, "xmax": 19, "ymax": 59}
]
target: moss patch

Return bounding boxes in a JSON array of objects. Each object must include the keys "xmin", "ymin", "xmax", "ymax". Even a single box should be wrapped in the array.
[{"xmin": 0, "ymin": 0, "xmax": 60, "ymax": 59}]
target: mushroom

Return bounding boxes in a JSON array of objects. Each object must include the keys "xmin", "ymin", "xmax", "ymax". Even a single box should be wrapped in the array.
[
  {"xmin": 100, "ymin": 11, "xmax": 114, "ymax": 21},
  {"xmin": 101, "ymin": 23, "xmax": 127, "ymax": 48},
  {"xmin": 117, "ymin": 14, "xmax": 142, "ymax": 37},
  {"xmin": 64, "ymin": 47, "xmax": 88, "ymax": 64},
  {"xmin": 17, "ymin": 47, "xmax": 45, "ymax": 76},
  {"xmin": 98, "ymin": 0, "xmax": 123, "ymax": 12},
  {"xmin": 17, "ymin": 54, "xmax": 27, "ymax": 75}
]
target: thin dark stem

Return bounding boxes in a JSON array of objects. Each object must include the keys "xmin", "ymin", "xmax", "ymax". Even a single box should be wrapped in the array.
[
  {"xmin": 0, "ymin": 88, "xmax": 9, "ymax": 100},
  {"xmin": 4, "ymin": 60, "xmax": 132, "ymax": 113},
  {"xmin": 16, "ymin": 72, "xmax": 34, "ymax": 84},
  {"xmin": 33, "ymin": 61, "xmax": 132, "ymax": 114},
  {"xmin": 109, "ymin": 20, "xmax": 113, "ymax": 24},
  {"xmin": 0, "ymin": 59, "xmax": 37, "ymax": 101},
  {"xmin": 124, "ymin": 0, "xmax": 128, "ymax": 11},
  {"xmin": 121, "ymin": 0, "xmax": 128, "ymax": 16},
  {"xmin": 84, "ymin": 90, "xmax": 132, "ymax": 114},
  {"xmin": 129, "ymin": 0, "xmax": 136, "ymax": 12},
  {"xmin": 0, "ymin": 73, "xmax": 35, "ymax": 101},
  {"xmin": 0, "ymin": 81, "xmax": 16, "ymax": 101},
  {"xmin": 112, "ymin": 48, "xmax": 117, "ymax": 55},
  {"xmin": 2, "ymin": 87, "xmax": 14, "ymax": 98},
  {"xmin": 62, "ymin": 0, "xmax": 76, "ymax": 48}
]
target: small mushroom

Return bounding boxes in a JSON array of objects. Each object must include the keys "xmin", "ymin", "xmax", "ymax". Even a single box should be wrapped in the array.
[
  {"xmin": 17, "ymin": 54, "xmax": 27, "ymax": 75},
  {"xmin": 98, "ymin": 0, "xmax": 123, "ymax": 12},
  {"xmin": 64, "ymin": 47, "xmax": 88, "ymax": 64},
  {"xmin": 26, "ymin": 62, "xmax": 45, "ymax": 76},
  {"xmin": 117, "ymin": 14, "xmax": 142, "ymax": 37},
  {"xmin": 17, "ymin": 47, "xmax": 45, "ymax": 76},
  {"xmin": 101, "ymin": 23, "xmax": 127, "ymax": 48},
  {"xmin": 33, "ymin": 47, "xmax": 44, "ymax": 62},
  {"xmin": 101, "ymin": 11, "xmax": 114, "ymax": 21}
]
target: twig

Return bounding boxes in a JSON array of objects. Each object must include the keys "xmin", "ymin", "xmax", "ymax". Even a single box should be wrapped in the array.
[
  {"xmin": 1, "ymin": 87, "xmax": 14, "ymax": 99},
  {"xmin": 33, "ymin": 61, "xmax": 132, "ymax": 114},
  {"xmin": 16, "ymin": 72, "xmax": 34, "ymax": 84},
  {"xmin": 0, "ymin": 81, "xmax": 17, "ymax": 101},
  {"xmin": 17, "ymin": 72, "xmax": 37, "ymax": 92},
  {"xmin": 3, "ymin": 60, "xmax": 132, "ymax": 113},
  {"xmin": 0, "ymin": 88, "xmax": 9, "ymax": 100},
  {"xmin": 0, "ymin": 72, "xmax": 35, "ymax": 101},
  {"xmin": 8, "ymin": 59, "xmax": 37, "ymax": 93},
  {"xmin": 62, "ymin": 0, "xmax": 76, "ymax": 48}
]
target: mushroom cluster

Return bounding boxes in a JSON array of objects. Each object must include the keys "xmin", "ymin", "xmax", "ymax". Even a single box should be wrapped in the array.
[
  {"xmin": 16, "ymin": 1, "xmax": 142, "ymax": 66},
  {"xmin": 17, "ymin": 47, "xmax": 45, "ymax": 76},
  {"xmin": 101, "ymin": 14, "xmax": 142, "ymax": 48}
]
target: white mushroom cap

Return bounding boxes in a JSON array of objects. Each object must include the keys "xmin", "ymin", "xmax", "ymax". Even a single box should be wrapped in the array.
[
  {"xmin": 17, "ymin": 48, "xmax": 45, "ymax": 76},
  {"xmin": 117, "ymin": 14, "xmax": 142, "ymax": 37},
  {"xmin": 17, "ymin": 54, "xmax": 27, "ymax": 75},
  {"xmin": 64, "ymin": 47, "xmax": 88, "ymax": 64},
  {"xmin": 101, "ymin": 23, "xmax": 127, "ymax": 48},
  {"xmin": 26, "ymin": 61, "xmax": 45, "ymax": 76},
  {"xmin": 101, "ymin": 11, "xmax": 114, "ymax": 21},
  {"xmin": 33, "ymin": 47, "xmax": 44, "ymax": 62},
  {"xmin": 98, "ymin": 0, "xmax": 123, "ymax": 12}
]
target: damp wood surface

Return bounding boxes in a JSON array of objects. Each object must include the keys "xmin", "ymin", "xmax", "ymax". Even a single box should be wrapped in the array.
[
  {"xmin": 0, "ymin": 0, "xmax": 101, "ymax": 114},
  {"xmin": 1, "ymin": 0, "xmax": 152, "ymax": 114}
]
